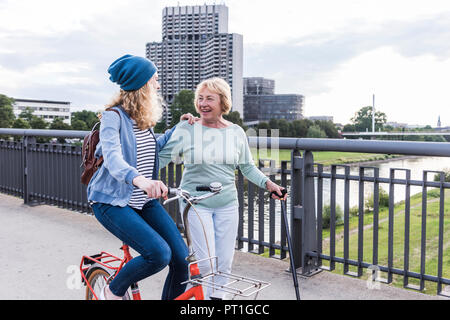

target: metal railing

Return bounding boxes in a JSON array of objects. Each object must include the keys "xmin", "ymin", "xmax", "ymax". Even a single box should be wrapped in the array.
[{"xmin": 1, "ymin": 128, "xmax": 449, "ymax": 296}]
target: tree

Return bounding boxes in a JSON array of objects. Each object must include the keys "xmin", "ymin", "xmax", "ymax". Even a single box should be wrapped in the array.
[
  {"xmin": 18, "ymin": 107, "xmax": 35, "ymax": 122},
  {"xmin": 11, "ymin": 118, "xmax": 30, "ymax": 141},
  {"xmin": 50, "ymin": 117, "xmax": 71, "ymax": 130},
  {"xmin": 154, "ymin": 121, "xmax": 167, "ymax": 133},
  {"xmin": 351, "ymin": 106, "xmax": 387, "ymax": 132},
  {"xmin": 256, "ymin": 122, "xmax": 270, "ymax": 130},
  {"xmin": 277, "ymin": 119, "xmax": 292, "ymax": 137},
  {"xmin": 29, "ymin": 116, "xmax": 50, "ymax": 143},
  {"xmin": 306, "ymin": 124, "xmax": 327, "ymax": 138},
  {"xmin": 71, "ymin": 110, "xmax": 99, "ymax": 129},
  {"xmin": 266, "ymin": 119, "xmax": 292, "ymax": 137},
  {"xmin": 170, "ymin": 90, "xmax": 197, "ymax": 128},
  {"xmin": 12, "ymin": 118, "xmax": 30, "ymax": 129},
  {"xmin": 315, "ymin": 120, "xmax": 339, "ymax": 138},
  {"xmin": 223, "ymin": 111, "xmax": 247, "ymax": 130},
  {"xmin": 29, "ymin": 116, "xmax": 48, "ymax": 130},
  {"xmin": 50, "ymin": 118, "xmax": 72, "ymax": 143},
  {"xmin": 0, "ymin": 94, "xmax": 15, "ymax": 128},
  {"xmin": 291, "ymin": 119, "xmax": 312, "ymax": 138},
  {"xmin": 342, "ymin": 124, "xmax": 356, "ymax": 132},
  {"xmin": 71, "ymin": 119, "xmax": 89, "ymax": 131}
]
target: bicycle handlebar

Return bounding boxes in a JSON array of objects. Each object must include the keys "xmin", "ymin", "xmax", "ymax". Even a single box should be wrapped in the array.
[
  {"xmin": 163, "ymin": 182, "xmax": 223, "ymax": 206},
  {"xmin": 196, "ymin": 185, "xmax": 210, "ymax": 192}
]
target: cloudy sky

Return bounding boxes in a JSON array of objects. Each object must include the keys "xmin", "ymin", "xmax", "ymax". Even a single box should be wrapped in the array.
[{"xmin": 1, "ymin": 0, "xmax": 449, "ymax": 126}]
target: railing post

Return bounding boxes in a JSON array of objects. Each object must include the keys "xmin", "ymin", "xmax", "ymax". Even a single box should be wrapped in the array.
[
  {"xmin": 290, "ymin": 149, "xmax": 318, "ymax": 274},
  {"xmin": 290, "ymin": 149, "xmax": 303, "ymax": 270},
  {"xmin": 301, "ymin": 150, "xmax": 318, "ymax": 275},
  {"xmin": 22, "ymin": 135, "xmax": 35, "ymax": 205}
]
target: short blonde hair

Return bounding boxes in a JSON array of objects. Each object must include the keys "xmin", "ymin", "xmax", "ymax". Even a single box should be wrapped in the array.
[{"xmin": 194, "ymin": 77, "xmax": 232, "ymax": 115}]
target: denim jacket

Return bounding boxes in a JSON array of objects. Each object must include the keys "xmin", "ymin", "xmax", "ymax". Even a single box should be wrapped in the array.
[{"xmin": 87, "ymin": 105, "xmax": 175, "ymax": 207}]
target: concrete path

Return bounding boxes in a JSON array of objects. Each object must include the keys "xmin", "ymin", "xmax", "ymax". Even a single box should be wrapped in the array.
[{"xmin": 0, "ymin": 193, "xmax": 446, "ymax": 300}]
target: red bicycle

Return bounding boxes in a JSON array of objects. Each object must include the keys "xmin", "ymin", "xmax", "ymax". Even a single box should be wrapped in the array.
[{"xmin": 80, "ymin": 182, "xmax": 270, "ymax": 300}]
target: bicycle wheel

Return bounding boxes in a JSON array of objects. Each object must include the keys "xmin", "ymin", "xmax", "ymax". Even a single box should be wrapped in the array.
[
  {"xmin": 85, "ymin": 267, "xmax": 132, "ymax": 300},
  {"xmin": 85, "ymin": 267, "xmax": 111, "ymax": 300}
]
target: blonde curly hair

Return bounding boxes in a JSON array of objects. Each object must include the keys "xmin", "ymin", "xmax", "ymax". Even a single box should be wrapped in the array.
[{"xmin": 106, "ymin": 80, "xmax": 162, "ymax": 130}]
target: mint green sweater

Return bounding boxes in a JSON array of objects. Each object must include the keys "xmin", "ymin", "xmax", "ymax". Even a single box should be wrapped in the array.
[{"xmin": 159, "ymin": 121, "xmax": 269, "ymax": 208}]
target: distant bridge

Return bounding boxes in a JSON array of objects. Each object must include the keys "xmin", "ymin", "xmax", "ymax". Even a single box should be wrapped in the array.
[{"xmin": 342, "ymin": 131, "xmax": 450, "ymax": 137}]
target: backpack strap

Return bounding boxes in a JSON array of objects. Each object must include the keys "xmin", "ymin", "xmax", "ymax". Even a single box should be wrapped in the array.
[{"xmin": 94, "ymin": 108, "xmax": 122, "ymax": 168}]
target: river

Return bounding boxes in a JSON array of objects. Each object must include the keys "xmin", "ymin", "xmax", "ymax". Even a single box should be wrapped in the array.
[{"xmin": 321, "ymin": 156, "xmax": 450, "ymax": 209}]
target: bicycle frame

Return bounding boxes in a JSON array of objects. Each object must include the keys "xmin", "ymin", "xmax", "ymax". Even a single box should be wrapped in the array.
[
  {"xmin": 174, "ymin": 263, "xmax": 205, "ymax": 300},
  {"xmin": 80, "ymin": 243, "xmax": 141, "ymax": 300},
  {"xmin": 80, "ymin": 243, "xmax": 205, "ymax": 300}
]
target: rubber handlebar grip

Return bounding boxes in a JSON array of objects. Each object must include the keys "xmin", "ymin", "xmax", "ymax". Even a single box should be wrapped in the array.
[{"xmin": 270, "ymin": 188, "xmax": 287, "ymax": 198}]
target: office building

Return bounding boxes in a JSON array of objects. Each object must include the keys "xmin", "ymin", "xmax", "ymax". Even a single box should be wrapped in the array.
[
  {"xmin": 243, "ymin": 77, "xmax": 304, "ymax": 123},
  {"xmin": 146, "ymin": 4, "xmax": 243, "ymax": 124},
  {"xmin": 244, "ymin": 77, "xmax": 275, "ymax": 95},
  {"xmin": 13, "ymin": 98, "xmax": 71, "ymax": 124}
]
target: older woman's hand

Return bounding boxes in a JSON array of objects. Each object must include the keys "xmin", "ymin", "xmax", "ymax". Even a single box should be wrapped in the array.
[
  {"xmin": 180, "ymin": 113, "xmax": 200, "ymax": 125},
  {"xmin": 266, "ymin": 180, "xmax": 287, "ymax": 200}
]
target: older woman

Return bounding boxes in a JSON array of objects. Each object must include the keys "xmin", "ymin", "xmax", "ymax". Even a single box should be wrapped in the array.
[{"xmin": 160, "ymin": 77, "xmax": 285, "ymax": 299}]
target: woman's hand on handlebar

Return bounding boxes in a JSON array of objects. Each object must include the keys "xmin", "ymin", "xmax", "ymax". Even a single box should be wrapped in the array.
[
  {"xmin": 266, "ymin": 180, "xmax": 287, "ymax": 200},
  {"xmin": 132, "ymin": 176, "xmax": 168, "ymax": 200}
]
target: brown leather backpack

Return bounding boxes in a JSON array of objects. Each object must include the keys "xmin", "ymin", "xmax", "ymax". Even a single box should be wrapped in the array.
[{"xmin": 80, "ymin": 108, "xmax": 121, "ymax": 185}]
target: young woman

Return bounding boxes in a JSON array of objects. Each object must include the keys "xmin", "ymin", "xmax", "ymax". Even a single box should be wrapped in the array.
[
  {"xmin": 159, "ymin": 77, "xmax": 286, "ymax": 299},
  {"xmin": 87, "ymin": 54, "xmax": 192, "ymax": 300}
]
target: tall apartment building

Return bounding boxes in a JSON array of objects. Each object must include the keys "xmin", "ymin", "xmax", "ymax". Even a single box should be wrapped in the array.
[
  {"xmin": 243, "ymin": 77, "xmax": 304, "ymax": 123},
  {"xmin": 13, "ymin": 98, "xmax": 71, "ymax": 124},
  {"xmin": 146, "ymin": 4, "xmax": 243, "ymax": 123}
]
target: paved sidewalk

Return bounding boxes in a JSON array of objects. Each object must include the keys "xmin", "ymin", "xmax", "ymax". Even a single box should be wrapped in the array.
[{"xmin": 0, "ymin": 193, "xmax": 446, "ymax": 300}]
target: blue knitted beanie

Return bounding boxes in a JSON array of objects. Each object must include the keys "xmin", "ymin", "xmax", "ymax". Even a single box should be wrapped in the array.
[{"xmin": 108, "ymin": 54, "xmax": 157, "ymax": 91}]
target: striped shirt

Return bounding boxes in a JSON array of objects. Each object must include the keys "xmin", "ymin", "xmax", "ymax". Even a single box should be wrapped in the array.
[{"xmin": 128, "ymin": 123, "xmax": 156, "ymax": 210}]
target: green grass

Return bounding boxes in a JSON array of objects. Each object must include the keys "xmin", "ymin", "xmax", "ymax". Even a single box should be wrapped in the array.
[{"xmin": 320, "ymin": 190, "xmax": 450, "ymax": 295}]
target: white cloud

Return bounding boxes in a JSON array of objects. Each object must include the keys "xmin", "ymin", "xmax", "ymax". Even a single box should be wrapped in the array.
[
  {"xmin": 0, "ymin": 0, "xmax": 127, "ymax": 36},
  {"xmin": 226, "ymin": 0, "xmax": 450, "ymax": 45},
  {"xmin": 307, "ymin": 47, "xmax": 450, "ymax": 125},
  {"xmin": 0, "ymin": 0, "xmax": 449, "ymax": 125},
  {"xmin": 0, "ymin": 61, "xmax": 97, "ymax": 90}
]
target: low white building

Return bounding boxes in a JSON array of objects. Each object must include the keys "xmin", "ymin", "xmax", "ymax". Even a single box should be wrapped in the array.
[
  {"xmin": 13, "ymin": 98, "xmax": 71, "ymax": 125},
  {"xmin": 308, "ymin": 116, "xmax": 334, "ymax": 122}
]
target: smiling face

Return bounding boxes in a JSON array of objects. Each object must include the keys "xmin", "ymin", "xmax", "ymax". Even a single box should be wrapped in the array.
[{"xmin": 196, "ymin": 87, "xmax": 223, "ymax": 122}]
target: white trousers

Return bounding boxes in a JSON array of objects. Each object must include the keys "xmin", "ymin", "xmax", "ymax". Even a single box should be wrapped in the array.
[{"xmin": 183, "ymin": 204, "xmax": 239, "ymax": 299}]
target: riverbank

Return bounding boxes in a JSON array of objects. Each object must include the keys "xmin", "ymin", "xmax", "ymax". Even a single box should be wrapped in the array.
[
  {"xmin": 251, "ymin": 148, "xmax": 420, "ymax": 167},
  {"xmin": 338, "ymin": 155, "xmax": 424, "ymax": 168}
]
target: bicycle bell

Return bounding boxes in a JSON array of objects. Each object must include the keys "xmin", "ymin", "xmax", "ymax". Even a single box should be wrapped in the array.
[{"xmin": 209, "ymin": 182, "xmax": 222, "ymax": 192}]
